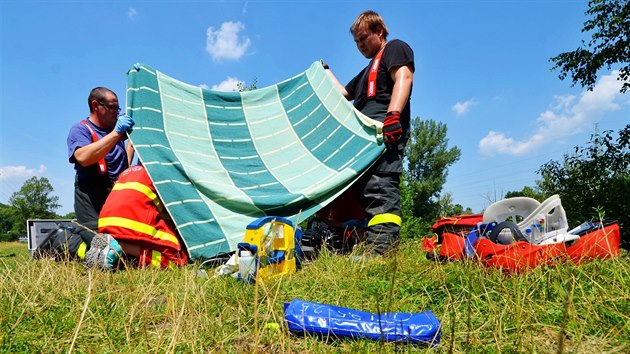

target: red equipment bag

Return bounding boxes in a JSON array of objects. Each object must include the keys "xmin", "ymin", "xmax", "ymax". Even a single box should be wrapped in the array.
[
  {"xmin": 423, "ymin": 214, "xmax": 483, "ymax": 260},
  {"xmin": 423, "ymin": 214, "xmax": 621, "ymax": 272},
  {"xmin": 474, "ymin": 239, "xmax": 567, "ymax": 273},
  {"xmin": 566, "ymin": 222, "xmax": 620, "ymax": 261},
  {"xmin": 431, "ymin": 214, "xmax": 483, "ymax": 238},
  {"xmin": 474, "ymin": 223, "xmax": 620, "ymax": 272}
]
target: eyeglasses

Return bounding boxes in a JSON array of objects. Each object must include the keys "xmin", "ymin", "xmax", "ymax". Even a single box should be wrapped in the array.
[{"xmin": 98, "ymin": 101, "xmax": 121, "ymax": 113}]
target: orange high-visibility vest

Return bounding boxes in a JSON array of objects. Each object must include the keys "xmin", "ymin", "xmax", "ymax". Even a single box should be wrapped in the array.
[
  {"xmin": 80, "ymin": 120, "xmax": 107, "ymax": 175},
  {"xmin": 98, "ymin": 165, "xmax": 188, "ymax": 268}
]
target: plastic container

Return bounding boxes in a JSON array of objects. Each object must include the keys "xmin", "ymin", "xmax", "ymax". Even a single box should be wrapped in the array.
[
  {"xmin": 524, "ymin": 228, "xmax": 533, "ymax": 242},
  {"xmin": 531, "ymin": 223, "xmax": 542, "ymax": 241},
  {"xmin": 238, "ymin": 250, "xmax": 257, "ymax": 283},
  {"xmin": 242, "ymin": 216, "xmax": 296, "ymax": 281}
]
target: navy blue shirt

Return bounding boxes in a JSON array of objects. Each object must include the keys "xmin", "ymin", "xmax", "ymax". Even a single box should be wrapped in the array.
[{"xmin": 67, "ymin": 119, "xmax": 128, "ymax": 183}]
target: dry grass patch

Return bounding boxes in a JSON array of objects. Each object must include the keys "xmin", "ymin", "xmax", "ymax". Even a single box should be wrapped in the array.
[{"xmin": 1, "ymin": 241, "xmax": 628, "ymax": 353}]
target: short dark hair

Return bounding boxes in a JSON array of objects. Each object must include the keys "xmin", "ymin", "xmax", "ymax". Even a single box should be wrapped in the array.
[
  {"xmin": 88, "ymin": 87, "xmax": 116, "ymax": 112},
  {"xmin": 350, "ymin": 10, "xmax": 389, "ymax": 39}
]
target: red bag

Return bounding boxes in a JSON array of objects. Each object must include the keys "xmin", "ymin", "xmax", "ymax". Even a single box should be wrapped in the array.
[
  {"xmin": 431, "ymin": 214, "xmax": 483, "ymax": 238},
  {"xmin": 423, "ymin": 215, "xmax": 621, "ymax": 272},
  {"xmin": 474, "ymin": 239, "xmax": 567, "ymax": 273},
  {"xmin": 423, "ymin": 214, "xmax": 482, "ymax": 260},
  {"xmin": 566, "ymin": 223, "xmax": 620, "ymax": 261}
]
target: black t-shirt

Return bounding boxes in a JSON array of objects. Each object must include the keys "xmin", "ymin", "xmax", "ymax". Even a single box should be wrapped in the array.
[
  {"xmin": 345, "ymin": 39, "xmax": 414, "ymax": 122},
  {"xmin": 345, "ymin": 39, "xmax": 414, "ymax": 173}
]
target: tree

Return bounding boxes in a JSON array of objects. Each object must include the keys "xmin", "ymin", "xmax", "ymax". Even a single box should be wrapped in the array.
[
  {"xmin": 0, "ymin": 203, "xmax": 19, "ymax": 242},
  {"xmin": 505, "ymin": 186, "xmax": 547, "ymax": 201},
  {"xmin": 436, "ymin": 192, "xmax": 473, "ymax": 217},
  {"xmin": 537, "ymin": 125, "xmax": 630, "ymax": 248},
  {"xmin": 550, "ymin": 0, "xmax": 630, "ymax": 93},
  {"xmin": 237, "ymin": 78, "xmax": 258, "ymax": 92},
  {"xmin": 61, "ymin": 211, "xmax": 77, "ymax": 219},
  {"xmin": 9, "ymin": 176, "xmax": 60, "ymax": 236},
  {"xmin": 401, "ymin": 118, "xmax": 462, "ymax": 238}
]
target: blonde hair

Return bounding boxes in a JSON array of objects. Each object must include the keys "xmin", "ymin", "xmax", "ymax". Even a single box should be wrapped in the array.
[{"xmin": 350, "ymin": 10, "xmax": 389, "ymax": 39}]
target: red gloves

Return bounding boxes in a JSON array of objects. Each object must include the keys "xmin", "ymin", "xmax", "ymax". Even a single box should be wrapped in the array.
[{"xmin": 383, "ymin": 111, "xmax": 402, "ymax": 148}]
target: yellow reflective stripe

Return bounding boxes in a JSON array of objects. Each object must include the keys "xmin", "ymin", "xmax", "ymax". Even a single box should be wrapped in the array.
[
  {"xmin": 77, "ymin": 242, "xmax": 87, "ymax": 259},
  {"xmin": 368, "ymin": 213, "xmax": 402, "ymax": 227},
  {"xmin": 112, "ymin": 181, "xmax": 163, "ymax": 210},
  {"xmin": 99, "ymin": 216, "xmax": 180, "ymax": 246},
  {"xmin": 151, "ymin": 250, "xmax": 161, "ymax": 268}
]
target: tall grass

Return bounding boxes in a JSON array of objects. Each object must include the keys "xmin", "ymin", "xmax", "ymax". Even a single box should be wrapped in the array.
[{"xmin": 1, "ymin": 240, "xmax": 628, "ymax": 353}]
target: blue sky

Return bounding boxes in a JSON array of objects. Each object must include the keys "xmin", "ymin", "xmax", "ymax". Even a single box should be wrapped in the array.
[{"xmin": 1, "ymin": 0, "xmax": 628, "ymax": 216}]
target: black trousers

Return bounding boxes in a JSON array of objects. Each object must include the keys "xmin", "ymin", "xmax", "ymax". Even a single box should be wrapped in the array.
[
  {"xmin": 33, "ymin": 222, "xmax": 94, "ymax": 260},
  {"xmin": 358, "ymin": 171, "xmax": 401, "ymax": 254},
  {"xmin": 74, "ymin": 175, "xmax": 112, "ymax": 231}
]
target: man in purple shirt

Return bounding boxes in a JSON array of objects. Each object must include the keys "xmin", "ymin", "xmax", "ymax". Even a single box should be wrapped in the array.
[{"xmin": 67, "ymin": 87, "xmax": 134, "ymax": 231}]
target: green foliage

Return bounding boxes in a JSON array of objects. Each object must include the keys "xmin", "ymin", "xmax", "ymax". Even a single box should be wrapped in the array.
[
  {"xmin": 60, "ymin": 211, "xmax": 76, "ymax": 219},
  {"xmin": 0, "ymin": 203, "xmax": 20, "ymax": 242},
  {"xmin": 403, "ymin": 118, "xmax": 461, "ymax": 225},
  {"xmin": 537, "ymin": 125, "xmax": 630, "ymax": 248},
  {"xmin": 1, "ymin": 241, "xmax": 628, "ymax": 352},
  {"xmin": 436, "ymin": 192, "xmax": 473, "ymax": 217},
  {"xmin": 7, "ymin": 176, "xmax": 60, "ymax": 236},
  {"xmin": 550, "ymin": 0, "xmax": 630, "ymax": 93},
  {"xmin": 237, "ymin": 78, "xmax": 258, "ymax": 92},
  {"xmin": 400, "ymin": 175, "xmax": 433, "ymax": 238},
  {"xmin": 505, "ymin": 186, "xmax": 547, "ymax": 201}
]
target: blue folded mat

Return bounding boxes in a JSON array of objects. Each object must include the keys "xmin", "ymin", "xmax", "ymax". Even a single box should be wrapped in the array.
[{"xmin": 284, "ymin": 299, "xmax": 441, "ymax": 346}]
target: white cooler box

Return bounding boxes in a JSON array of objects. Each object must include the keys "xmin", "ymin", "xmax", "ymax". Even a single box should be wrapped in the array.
[{"xmin": 26, "ymin": 219, "xmax": 78, "ymax": 258}]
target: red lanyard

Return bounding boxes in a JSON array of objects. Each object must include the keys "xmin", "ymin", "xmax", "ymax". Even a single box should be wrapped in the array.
[
  {"xmin": 80, "ymin": 120, "xmax": 107, "ymax": 175},
  {"xmin": 367, "ymin": 45, "xmax": 386, "ymax": 98}
]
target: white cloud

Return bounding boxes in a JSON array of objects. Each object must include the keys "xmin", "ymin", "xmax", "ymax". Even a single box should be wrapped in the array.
[
  {"xmin": 452, "ymin": 98, "xmax": 477, "ymax": 116},
  {"xmin": 0, "ymin": 165, "xmax": 47, "ymax": 180},
  {"xmin": 211, "ymin": 77, "xmax": 242, "ymax": 92},
  {"xmin": 199, "ymin": 84, "xmax": 209, "ymax": 90},
  {"xmin": 206, "ymin": 21, "xmax": 251, "ymax": 61},
  {"xmin": 127, "ymin": 7, "xmax": 137, "ymax": 21},
  {"xmin": 479, "ymin": 71, "xmax": 627, "ymax": 157},
  {"xmin": 549, "ymin": 94, "xmax": 576, "ymax": 111},
  {"xmin": 0, "ymin": 165, "xmax": 48, "ymax": 202},
  {"xmin": 479, "ymin": 131, "xmax": 546, "ymax": 156}
]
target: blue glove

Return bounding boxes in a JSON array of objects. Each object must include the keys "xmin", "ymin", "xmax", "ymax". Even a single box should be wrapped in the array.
[{"xmin": 115, "ymin": 115, "xmax": 134, "ymax": 135}]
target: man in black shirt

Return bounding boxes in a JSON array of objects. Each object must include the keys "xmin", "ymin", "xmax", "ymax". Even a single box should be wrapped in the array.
[{"xmin": 325, "ymin": 10, "xmax": 414, "ymax": 256}]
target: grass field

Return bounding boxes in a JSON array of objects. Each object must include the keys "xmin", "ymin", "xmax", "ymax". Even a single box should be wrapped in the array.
[{"xmin": 1, "ymin": 240, "xmax": 628, "ymax": 353}]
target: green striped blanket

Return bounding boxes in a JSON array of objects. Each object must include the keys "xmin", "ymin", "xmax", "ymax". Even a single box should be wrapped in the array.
[{"xmin": 126, "ymin": 62, "xmax": 384, "ymax": 260}]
